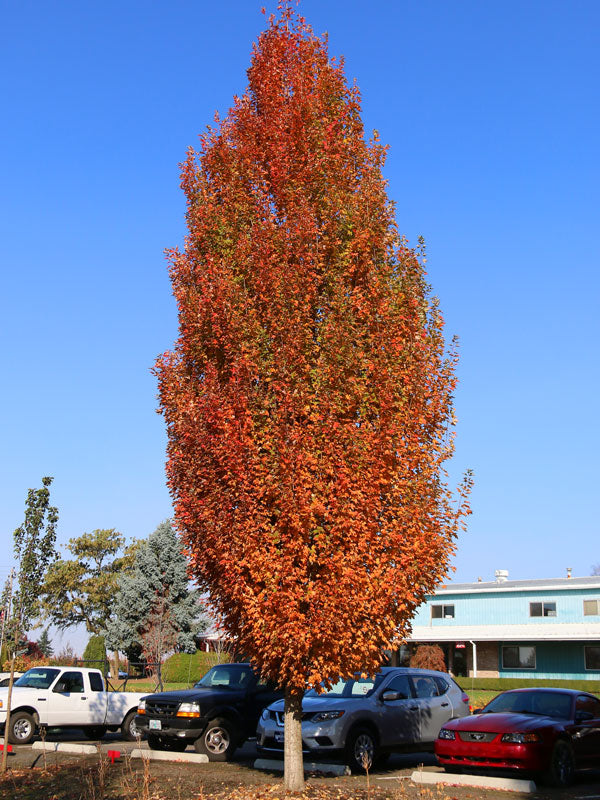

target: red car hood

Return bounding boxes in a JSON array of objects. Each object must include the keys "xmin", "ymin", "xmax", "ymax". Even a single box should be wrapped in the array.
[{"xmin": 446, "ymin": 712, "xmax": 559, "ymax": 733}]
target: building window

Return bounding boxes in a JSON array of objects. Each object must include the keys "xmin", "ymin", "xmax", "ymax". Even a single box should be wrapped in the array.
[
  {"xmin": 584, "ymin": 600, "xmax": 600, "ymax": 616},
  {"xmin": 529, "ymin": 602, "xmax": 556, "ymax": 617},
  {"xmin": 502, "ymin": 645, "xmax": 536, "ymax": 670},
  {"xmin": 584, "ymin": 646, "xmax": 600, "ymax": 671},
  {"xmin": 431, "ymin": 604, "xmax": 455, "ymax": 619}
]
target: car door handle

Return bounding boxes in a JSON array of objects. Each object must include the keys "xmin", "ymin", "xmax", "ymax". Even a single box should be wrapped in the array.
[
  {"xmin": 81, "ymin": 696, "xmax": 87, "ymax": 700},
  {"xmin": 408, "ymin": 705, "xmax": 419, "ymax": 710},
  {"xmin": 37, "ymin": 698, "xmax": 47, "ymax": 701},
  {"xmin": 441, "ymin": 702, "xmax": 449, "ymax": 707}
]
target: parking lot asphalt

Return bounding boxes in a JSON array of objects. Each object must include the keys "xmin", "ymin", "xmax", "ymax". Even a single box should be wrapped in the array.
[{"xmin": 2, "ymin": 730, "xmax": 600, "ymax": 800}]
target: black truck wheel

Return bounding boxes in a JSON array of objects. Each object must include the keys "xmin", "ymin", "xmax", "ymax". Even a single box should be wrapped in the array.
[{"xmin": 194, "ymin": 718, "xmax": 237, "ymax": 761}]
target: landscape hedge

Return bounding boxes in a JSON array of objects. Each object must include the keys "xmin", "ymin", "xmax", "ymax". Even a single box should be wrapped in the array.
[
  {"xmin": 161, "ymin": 650, "xmax": 230, "ymax": 683},
  {"xmin": 455, "ymin": 676, "xmax": 600, "ymax": 692}
]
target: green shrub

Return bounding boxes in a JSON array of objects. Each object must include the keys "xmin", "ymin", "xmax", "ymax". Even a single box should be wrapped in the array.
[
  {"xmin": 82, "ymin": 635, "xmax": 107, "ymax": 668},
  {"xmin": 455, "ymin": 676, "xmax": 600, "ymax": 693},
  {"xmin": 162, "ymin": 650, "xmax": 230, "ymax": 684}
]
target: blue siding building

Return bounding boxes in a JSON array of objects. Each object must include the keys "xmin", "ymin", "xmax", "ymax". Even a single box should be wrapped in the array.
[{"xmin": 406, "ymin": 572, "xmax": 600, "ymax": 680}]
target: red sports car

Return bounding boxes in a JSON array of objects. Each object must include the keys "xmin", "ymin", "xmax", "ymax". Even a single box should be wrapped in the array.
[{"xmin": 434, "ymin": 687, "xmax": 600, "ymax": 786}]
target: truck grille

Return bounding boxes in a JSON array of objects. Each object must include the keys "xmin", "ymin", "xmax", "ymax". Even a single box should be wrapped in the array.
[{"xmin": 146, "ymin": 699, "xmax": 180, "ymax": 717}]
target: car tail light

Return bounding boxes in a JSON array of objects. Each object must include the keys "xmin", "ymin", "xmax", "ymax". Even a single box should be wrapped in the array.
[{"xmin": 461, "ymin": 692, "xmax": 469, "ymax": 704}]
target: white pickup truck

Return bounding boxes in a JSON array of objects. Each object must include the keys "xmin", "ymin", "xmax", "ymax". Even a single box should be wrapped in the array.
[{"xmin": 0, "ymin": 666, "xmax": 147, "ymax": 745}]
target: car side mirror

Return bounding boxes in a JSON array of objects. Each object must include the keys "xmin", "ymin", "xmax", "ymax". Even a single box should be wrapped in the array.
[
  {"xmin": 54, "ymin": 682, "xmax": 67, "ymax": 693},
  {"xmin": 575, "ymin": 710, "xmax": 594, "ymax": 722},
  {"xmin": 381, "ymin": 690, "xmax": 406, "ymax": 702}
]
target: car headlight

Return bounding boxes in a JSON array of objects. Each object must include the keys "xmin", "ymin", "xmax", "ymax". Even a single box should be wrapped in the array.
[
  {"xmin": 177, "ymin": 702, "xmax": 201, "ymax": 718},
  {"xmin": 261, "ymin": 708, "xmax": 270, "ymax": 721},
  {"xmin": 312, "ymin": 710, "xmax": 345, "ymax": 723},
  {"xmin": 438, "ymin": 728, "xmax": 455, "ymax": 740},
  {"xmin": 137, "ymin": 699, "xmax": 146, "ymax": 714},
  {"xmin": 501, "ymin": 732, "xmax": 540, "ymax": 743}
]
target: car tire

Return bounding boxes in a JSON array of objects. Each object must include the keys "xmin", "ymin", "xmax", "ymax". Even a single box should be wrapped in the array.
[
  {"xmin": 7, "ymin": 711, "xmax": 36, "ymax": 745},
  {"xmin": 194, "ymin": 717, "xmax": 237, "ymax": 761},
  {"xmin": 543, "ymin": 740, "xmax": 575, "ymax": 787},
  {"xmin": 83, "ymin": 726, "xmax": 108, "ymax": 740},
  {"xmin": 345, "ymin": 727, "xmax": 379, "ymax": 773},
  {"xmin": 121, "ymin": 710, "xmax": 140, "ymax": 741}
]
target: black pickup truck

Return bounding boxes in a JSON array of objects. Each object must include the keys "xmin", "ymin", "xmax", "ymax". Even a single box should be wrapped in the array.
[{"xmin": 135, "ymin": 662, "xmax": 282, "ymax": 759}]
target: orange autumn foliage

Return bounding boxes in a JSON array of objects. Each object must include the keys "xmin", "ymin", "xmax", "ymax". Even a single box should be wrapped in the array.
[{"xmin": 155, "ymin": 7, "xmax": 472, "ymax": 695}]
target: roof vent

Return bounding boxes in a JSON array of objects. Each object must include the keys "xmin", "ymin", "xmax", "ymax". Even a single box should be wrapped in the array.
[
  {"xmin": 566, "ymin": 567, "xmax": 572, "ymax": 579},
  {"xmin": 494, "ymin": 569, "xmax": 509, "ymax": 583}
]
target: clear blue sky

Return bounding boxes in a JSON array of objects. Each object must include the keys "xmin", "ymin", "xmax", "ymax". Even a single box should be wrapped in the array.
[{"xmin": 2, "ymin": 0, "xmax": 599, "ymax": 622}]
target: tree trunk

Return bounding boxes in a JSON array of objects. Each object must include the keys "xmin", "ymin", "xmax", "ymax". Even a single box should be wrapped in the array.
[
  {"xmin": 0, "ymin": 655, "xmax": 16, "ymax": 774},
  {"xmin": 283, "ymin": 686, "xmax": 305, "ymax": 792},
  {"xmin": 111, "ymin": 650, "xmax": 119, "ymax": 682}
]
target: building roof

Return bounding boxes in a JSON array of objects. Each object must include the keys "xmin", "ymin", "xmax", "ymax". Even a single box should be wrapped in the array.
[
  {"xmin": 409, "ymin": 622, "xmax": 600, "ymax": 642},
  {"xmin": 431, "ymin": 576, "xmax": 600, "ymax": 596}
]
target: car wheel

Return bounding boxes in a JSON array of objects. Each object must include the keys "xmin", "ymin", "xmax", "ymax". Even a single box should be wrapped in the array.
[
  {"xmin": 7, "ymin": 711, "xmax": 36, "ymax": 745},
  {"xmin": 83, "ymin": 725, "xmax": 108, "ymax": 740},
  {"xmin": 121, "ymin": 710, "xmax": 140, "ymax": 741},
  {"xmin": 194, "ymin": 718, "xmax": 237, "ymax": 761},
  {"xmin": 345, "ymin": 727, "xmax": 378, "ymax": 773},
  {"xmin": 543, "ymin": 740, "xmax": 575, "ymax": 787}
]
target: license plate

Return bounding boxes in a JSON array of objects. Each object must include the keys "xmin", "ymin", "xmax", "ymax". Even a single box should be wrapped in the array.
[
  {"xmin": 274, "ymin": 731, "xmax": 284, "ymax": 743},
  {"xmin": 149, "ymin": 719, "xmax": 162, "ymax": 730}
]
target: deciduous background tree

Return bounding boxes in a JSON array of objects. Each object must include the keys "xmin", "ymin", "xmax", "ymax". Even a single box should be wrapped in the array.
[
  {"xmin": 410, "ymin": 644, "xmax": 447, "ymax": 673},
  {"xmin": 155, "ymin": 5, "xmax": 472, "ymax": 789},
  {"xmin": 41, "ymin": 528, "xmax": 135, "ymax": 635}
]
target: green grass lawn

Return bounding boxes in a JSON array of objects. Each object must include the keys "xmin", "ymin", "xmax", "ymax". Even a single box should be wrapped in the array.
[
  {"xmin": 462, "ymin": 688, "xmax": 500, "ymax": 710},
  {"xmin": 120, "ymin": 679, "xmax": 193, "ymax": 692}
]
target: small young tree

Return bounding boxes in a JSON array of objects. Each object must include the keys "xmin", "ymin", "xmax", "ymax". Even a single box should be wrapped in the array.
[
  {"xmin": 140, "ymin": 592, "xmax": 179, "ymax": 688},
  {"xmin": 410, "ymin": 644, "xmax": 447, "ymax": 672},
  {"xmin": 155, "ymin": 7, "xmax": 472, "ymax": 789},
  {"xmin": 2, "ymin": 477, "xmax": 58, "ymax": 773}
]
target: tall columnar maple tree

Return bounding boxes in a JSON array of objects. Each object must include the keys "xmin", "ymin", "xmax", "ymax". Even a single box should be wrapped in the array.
[{"xmin": 156, "ymin": 5, "xmax": 471, "ymax": 789}]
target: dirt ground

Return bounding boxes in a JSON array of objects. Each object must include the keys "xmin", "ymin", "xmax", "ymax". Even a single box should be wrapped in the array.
[{"xmin": 1, "ymin": 733, "xmax": 599, "ymax": 800}]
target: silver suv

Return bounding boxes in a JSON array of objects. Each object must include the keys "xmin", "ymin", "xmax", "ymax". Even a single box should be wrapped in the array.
[{"xmin": 256, "ymin": 667, "xmax": 469, "ymax": 771}]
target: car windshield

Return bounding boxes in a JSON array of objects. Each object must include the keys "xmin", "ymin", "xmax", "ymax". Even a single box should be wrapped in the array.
[
  {"xmin": 194, "ymin": 665, "xmax": 254, "ymax": 690},
  {"xmin": 483, "ymin": 690, "xmax": 572, "ymax": 720},
  {"xmin": 14, "ymin": 668, "xmax": 60, "ymax": 689},
  {"xmin": 305, "ymin": 674, "xmax": 384, "ymax": 699}
]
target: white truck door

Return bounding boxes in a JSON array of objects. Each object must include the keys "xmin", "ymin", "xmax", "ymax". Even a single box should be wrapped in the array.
[
  {"xmin": 47, "ymin": 670, "xmax": 89, "ymax": 726},
  {"xmin": 86, "ymin": 671, "xmax": 109, "ymax": 724}
]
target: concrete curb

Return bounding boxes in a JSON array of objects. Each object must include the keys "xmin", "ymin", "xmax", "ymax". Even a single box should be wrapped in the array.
[
  {"xmin": 32, "ymin": 742, "xmax": 98, "ymax": 755},
  {"xmin": 410, "ymin": 769, "xmax": 536, "ymax": 793},
  {"xmin": 254, "ymin": 758, "xmax": 350, "ymax": 776},
  {"xmin": 130, "ymin": 748, "xmax": 209, "ymax": 763}
]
